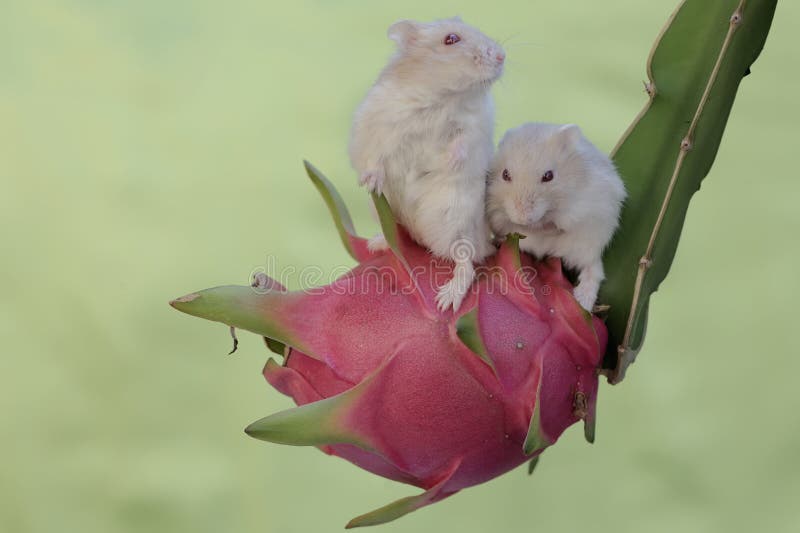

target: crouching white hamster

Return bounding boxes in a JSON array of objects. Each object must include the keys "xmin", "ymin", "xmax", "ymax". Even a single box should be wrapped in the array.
[
  {"xmin": 487, "ymin": 123, "xmax": 626, "ymax": 311},
  {"xmin": 349, "ymin": 17, "xmax": 506, "ymax": 312}
]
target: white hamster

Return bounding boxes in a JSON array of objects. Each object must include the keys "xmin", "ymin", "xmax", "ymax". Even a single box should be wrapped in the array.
[
  {"xmin": 349, "ymin": 17, "xmax": 505, "ymax": 312},
  {"xmin": 487, "ymin": 122, "xmax": 626, "ymax": 311}
]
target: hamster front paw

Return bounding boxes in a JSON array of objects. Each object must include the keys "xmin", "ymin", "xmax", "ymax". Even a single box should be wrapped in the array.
[
  {"xmin": 358, "ymin": 168, "xmax": 385, "ymax": 195},
  {"xmin": 572, "ymin": 283, "xmax": 598, "ymax": 312}
]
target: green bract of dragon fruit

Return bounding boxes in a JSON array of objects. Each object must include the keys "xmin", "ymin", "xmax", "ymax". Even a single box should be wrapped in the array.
[{"xmin": 171, "ymin": 163, "xmax": 606, "ymax": 527}]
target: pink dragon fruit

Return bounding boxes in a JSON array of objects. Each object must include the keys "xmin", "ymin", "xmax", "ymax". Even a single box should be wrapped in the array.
[{"xmin": 170, "ymin": 162, "xmax": 607, "ymax": 528}]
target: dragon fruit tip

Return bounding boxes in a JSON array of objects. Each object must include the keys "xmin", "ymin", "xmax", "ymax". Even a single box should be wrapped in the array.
[{"xmin": 169, "ymin": 293, "xmax": 200, "ymax": 308}]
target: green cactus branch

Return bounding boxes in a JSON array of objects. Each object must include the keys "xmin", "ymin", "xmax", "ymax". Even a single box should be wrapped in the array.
[
  {"xmin": 617, "ymin": 2, "xmax": 747, "ymax": 368},
  {"xmin": 600, "ymin": 0, "xmax": 777, "ymax": 383}
]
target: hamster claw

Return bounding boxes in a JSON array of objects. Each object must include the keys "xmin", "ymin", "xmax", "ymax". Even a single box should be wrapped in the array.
[
  {"xmin": 359, "ymin": 169, "xmax": 385, "ymax": 195},
  {"xmin": 435, "ymin": 279, "xmax": 466, "ymax": 313},
  {"xmin": 435, "ymin": 258, "xmax": 475, "ymax": 312}
]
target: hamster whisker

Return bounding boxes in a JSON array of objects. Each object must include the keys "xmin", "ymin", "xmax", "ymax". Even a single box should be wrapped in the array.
[
  {"xmin": 499, "ymin": 32, "xmax": 525, "ymax": 45},
  {"xmin": 505, "ymin": 42, "xmax": 546, "ymax": 50},
  {"xmin": 500, "ymin": 34, "xmax": 548, "ymax": 50},
  {"xmin": 502, "ymin": 57, "xmax": 539, "ymax": 69}
]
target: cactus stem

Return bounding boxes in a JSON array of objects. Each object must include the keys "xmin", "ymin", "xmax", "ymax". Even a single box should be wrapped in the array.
[
  {"xmin": 611, "ymin": 0, "xmax": 685, "ymax": 156},
  {"xmin": 613, "ymin": 0, "xmax": 747, "ymax": 382}
]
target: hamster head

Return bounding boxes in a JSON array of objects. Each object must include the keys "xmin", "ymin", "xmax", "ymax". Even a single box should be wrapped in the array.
[
  {"xmin": 386, "ymin": 17, "xmax": 505, "ymax": 94},
  {"xmin": 487, "ymin": 123, "xmax": 621, "ymax": 236}
]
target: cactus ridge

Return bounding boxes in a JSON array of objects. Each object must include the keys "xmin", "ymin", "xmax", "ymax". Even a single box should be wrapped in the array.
[{"xmin": 601, "ymin": 0, "xmax": 777, "ymax": 382}]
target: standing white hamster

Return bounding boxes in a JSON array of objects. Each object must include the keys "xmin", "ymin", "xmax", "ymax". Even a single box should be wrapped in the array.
[
  {"xmin": 487, "ymin": 123, "xmax": 626, "ymax": 311},
  {"xmin": 349, "ymin": 17, "xmax": 506, "ymax": 312}
]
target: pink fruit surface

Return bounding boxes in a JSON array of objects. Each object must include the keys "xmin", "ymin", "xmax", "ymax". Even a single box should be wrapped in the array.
[{"xmin": 170, "ymin": 163, "xmax": 606, "ymax": 527}]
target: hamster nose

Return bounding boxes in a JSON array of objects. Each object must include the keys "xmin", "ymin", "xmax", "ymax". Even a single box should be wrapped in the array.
[{"xmin": 496, "ymin": 52, "xmax": 505, "ymax": 63}]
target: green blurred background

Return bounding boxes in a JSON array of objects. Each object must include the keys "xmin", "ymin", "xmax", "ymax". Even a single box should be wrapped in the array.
[{"xmin": 2, "ymin": 1, "xmax": 798, "ymax": 532}]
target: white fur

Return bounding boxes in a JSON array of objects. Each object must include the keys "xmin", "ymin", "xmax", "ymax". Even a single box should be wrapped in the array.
[
  {"xmin": 487, "ymin": 123, "xmax": 627, "ymax": 311},
  {"xmin": 367, "ymin": 233, "xmax": 390, "ymax": 253},
  {"xmin": 349, "ymin": 17, "xmax": 505, "ymax": 311}
]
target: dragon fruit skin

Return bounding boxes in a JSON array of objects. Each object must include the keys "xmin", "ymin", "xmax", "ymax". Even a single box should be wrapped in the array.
[{"xmin": 170, "ymin": 163, "xmax": 607, "ymax": 528}]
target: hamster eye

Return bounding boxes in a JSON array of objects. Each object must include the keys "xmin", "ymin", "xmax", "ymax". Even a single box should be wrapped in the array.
[
  {"xmin": 541, "ymin": 170, "xmax": 554, "ymax": 183},
  {"xmin": 444, "ymin": 33, "xmax": 461, "ymax": 45},
  {"xmin": 502, "ymin": 169, "xmax": 512, "ymax": 182}
]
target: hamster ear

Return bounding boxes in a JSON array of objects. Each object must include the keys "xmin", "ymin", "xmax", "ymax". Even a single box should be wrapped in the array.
[
  {"xmin": 388, "ymin": 20, "xmax": 419, "ymax": 47},
  {"xmin": 558, "ymin": 124, "xmax": 583, "ymax": 146}
]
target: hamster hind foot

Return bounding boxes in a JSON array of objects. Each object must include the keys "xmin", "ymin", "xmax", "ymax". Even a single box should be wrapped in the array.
[
  {"xmin": 435, "ymin": 258, "xmax": 475, "ymax": 312},
  {"xmin": 572, "ymin": 261, "xmax": 603, "ymax": 311},
  {"xmin": 573, "ymin": 283, "xmax": 598, "ymax": 312}
]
